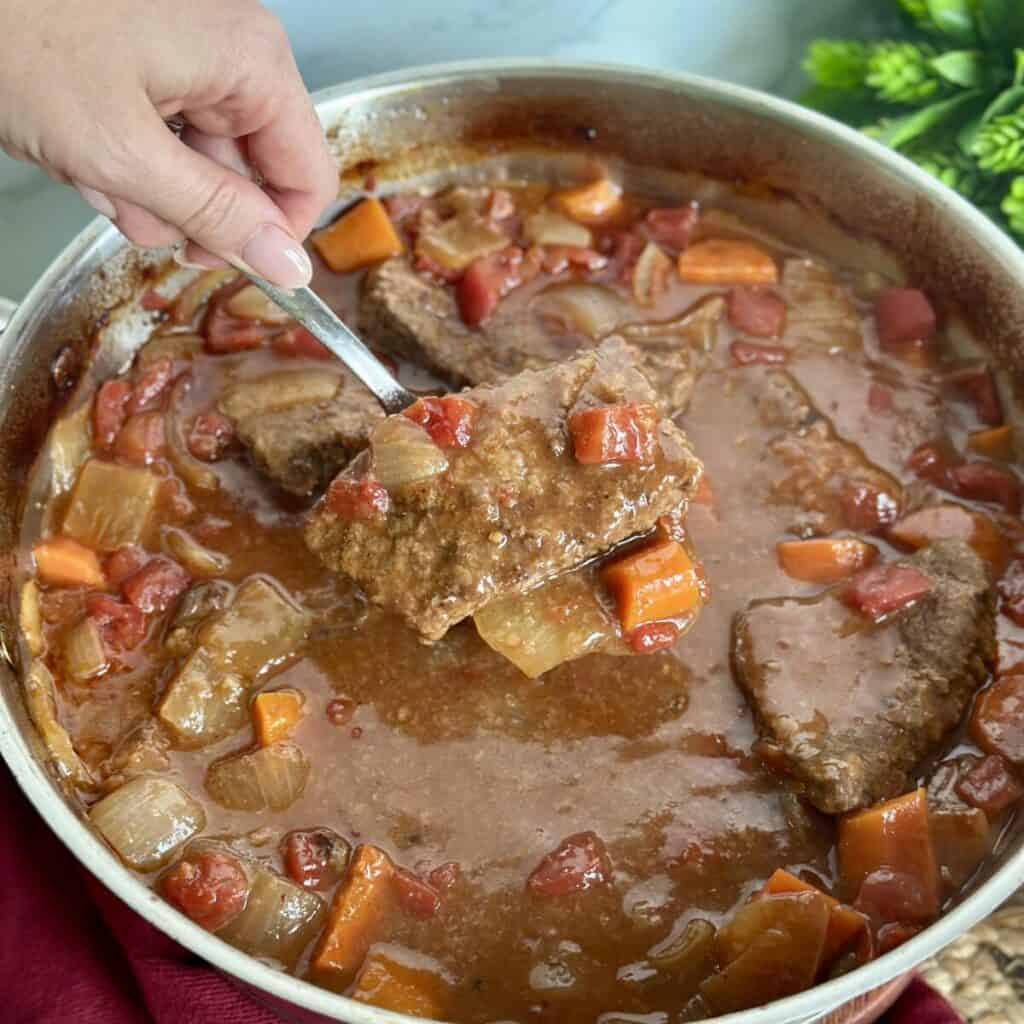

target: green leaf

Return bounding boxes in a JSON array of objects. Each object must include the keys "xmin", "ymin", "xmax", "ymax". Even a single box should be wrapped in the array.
[
  {"xmin": 1016, "ymin": 48, "xmax": 1024, "ymax": 86},
  {"xmin": 869, "ymin": 89, "xmax": 984, "ymax": 149},
  {"xmin": 925, "ymin": 0, "xmax": 978, "ymax": 44},
  {"xmin": 929, "ymin": 49, "xmax": 985, "ymax": 87},
  {"xmin": 958, "ymin": 84, "xmax": 1024, "ymax": 150},
  {"xmin": 977, "ymin": 0, "xmax": 1024, "ymax": 48},
  {"xmin": 800, "ymin": 84, "xmax": 881, "ymax": 125}
]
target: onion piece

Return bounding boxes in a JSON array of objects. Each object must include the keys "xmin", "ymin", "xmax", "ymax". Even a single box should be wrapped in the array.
[
  {"xmin": 137, "ymin": 331, "xmax": 204, "ymax": 368},
  {"xmin": 163, "ymin": 581, "xmax": 232, "ymax": 659},
  {"xmin": 205, "ymin": 742, "xmax": 310, "ymax": 811},
  {"xmin": 157, "ymin": 651, "xmax": 248, "ymax": 749},
  {"xmin": 64, "ymin": 617, "xmax": 109, "ymax": 683},
  {"xmin": 20, "ymin": 580, "xmax": 42, "ymax": 656},
  {"xmin": 23, "ymin": 661, "xmax": 90, "ymax": 787},
  {"xmin": 48, "ymin": 400, "xmax": 92, "ymax": 495},
  {"xmin": 163, "ymin": 527, "xmax": 229, "ymax": 577},
  {"xmin": 218, "ymin": 369, "xmax": 341, "ymax": 422},
  {"xmin": 523, "ymin": 208, "xmax": 592, "ymax": 248},
  {"xmin": 474, "ymin": 571, "xmax": 619, "ymax": 678},
  {"xmin": 216, "ymin": 864, "xmax": 324, "ymax": 968},
  {"xmin": 532, "ymin": 283, "xmax": 625, "ymax": 340},
  {"xmin": 171, "ymin": 269, "xmax": 238, "ymax": 325},
  {"xmin": 63, "ymin": 459, "xmax": 159, "ymax": 549},
  {"xmin": 632, "ymin": 241, "xmax": 673, "ymax": 307},
  {"xmin": 621, "ymin": 294, "xmax": 725, "ymax": 352},
  {"xmin": 415, "ymin": 214, "xmax": 509, "ymax": 272},
  {"xmin": 225, "ymin": 284, "xmax": 291, "ymax": 323},
  {"xmin": 780, "ymin": 258, "xmax": 861, "ymax": 348},
  {"xmin": 90, "ymin": 776, "xmax": 206, "ymax": 870},
  {"xmin": 371, "ymin": 417, "xmax": 448, "ymax": 488},
  {"xmin": 167, "ymin": 376, "xmax": 219, "ymax": 494}
]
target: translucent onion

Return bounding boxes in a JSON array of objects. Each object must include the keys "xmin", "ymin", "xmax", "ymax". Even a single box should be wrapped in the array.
[
  {"xmin": 523, "ymin": 208, "xmax": 592, "ymax": 248},
  {"xmin": 474, "ymin": 571, "xmax": 618, "ymax": 678},
  {"xmin": 137, "ymin": 331, "xmax": 204, "ymax": 367},
  {"xmin": 163, "ymin": 527, "xmax": 230, "ymax": 577},
  {"xmin": 371, "ymin": 417, "xmax": 448, "ymax": 489},
  {"xmin": 62, "ymin": 459, "xmax": 159, "ymax": 549},
  {"xmin": 171, "ymin": 269, "xmax": 238, "ymax": 325},
  {"xmin": 205, "ymin": 742, "xmax": 310, "ymax": 812},
  {"xmin": 620, "ymin": 294, "xmax": 725, "ymax": 351},
  {"xmin": 532, "ymin": 283, "xmax": 625, "ymax": 340},
  {"xmin": 20, "ymin": 580, "xmax": 42, "ymax": 656},
  {"xmin": 64, "ymin": 617, "xmax": 109, "ymax": 683},
  {"xmin": 647, "ymin": 917, "xmax": 717, "ymax": 992},
  {"xmin": 780, "ymin": 258, "xmax": 861, "ymax": 348},
  {"xmin": 415, "ymin": 214, "xmax": 509, "ymax": 272},
  {"xmin": 218, "ymin": 369, "xmax": 342, "ymax": 422},
  {"xmin": 163, "ymin": 581, "xmax": 232, "ymax": 658},
  {"xmin": 90, "ymin": 776, "xmax": 205, "ymax": 871},
  {"xmin": 216, "ymin": 866, "xmax": 324, "ymax": 967},
  {"xmin": 225, "ymin": 284, "xmax": 291, "ymax": 324},
  {"xmin": 632, "ymin": 241, "xmax": 673, "ymax": 307},
  {"xmin": 48, "ymin": 400, "xmax": 92, "ymax": 495},
  {"xmin": 157, "ymin": 651, "xmax": 248, "ymax": 749},
  {"xmin": 167, "ymin": 376, "xmax": 219, "ymax": 494},
  {"xmin": 23, "ymin": 661, "xmax": 90, "ymax": 787}
]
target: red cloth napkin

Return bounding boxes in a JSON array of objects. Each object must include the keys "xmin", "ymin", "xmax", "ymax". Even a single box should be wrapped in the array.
[{"xmin": 2, "ymin": 762, "xmax": 966, "ymax": 1024}]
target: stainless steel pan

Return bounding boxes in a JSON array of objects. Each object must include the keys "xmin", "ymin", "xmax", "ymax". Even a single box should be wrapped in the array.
[{"xmin": 2, "ymin": 60, "xmax": 1024, "ymax": 1024}]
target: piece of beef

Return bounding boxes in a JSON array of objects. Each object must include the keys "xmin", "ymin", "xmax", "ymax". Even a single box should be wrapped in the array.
[
  {"xmin": 732, "ymin": 540, "xmax": 996, "ymax": 814},
  {"xmin": 360, "ymin": 257, "xmax": 706, "ymax": 412},
  {"xmin": 218, "ymin": 367, "xmax": 383, "ymax": 495},
  {"xmin": 306, "ymin": 338, "xmax": 702, "ymax": 641}
]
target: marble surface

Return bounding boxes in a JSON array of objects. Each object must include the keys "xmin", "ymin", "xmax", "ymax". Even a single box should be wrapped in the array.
[{"xmin": 0, "ymin": 1, "xmax": 877, "ymax": 302}]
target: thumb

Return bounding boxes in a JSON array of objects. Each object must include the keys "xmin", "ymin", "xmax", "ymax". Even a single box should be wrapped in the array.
[{"xmin": 91, "ymin": 111, "xmax": 312, "ymax": 289}]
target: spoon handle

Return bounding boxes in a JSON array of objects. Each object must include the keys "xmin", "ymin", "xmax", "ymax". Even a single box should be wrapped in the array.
[{"xmin": 239, "ymin": 269, "xmax": 416, "ymax": 415}]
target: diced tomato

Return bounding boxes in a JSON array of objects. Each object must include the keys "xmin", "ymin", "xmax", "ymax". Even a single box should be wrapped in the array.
[
  {"xmin": 112, "ymin": 412, "xmax": 166, "ymax": 465},
  {"xmin": 853, "ymin": 868, "xmax": 935, "ymax": 926},
  {"xmin": 105, "ymin": 546, "xmax": 150, "ymax": 589},
  {"xmin": 906, "ymin": 440, "xmax": 959, "ymax": 487},
  {"xmin": 644, "ymin": 204, "xmax": 699, "ymax": 250},
  {"xmin": 867, "ymin": 384, "xmax": 895, "ymax": 415},
  {"xmin": 540, "ymin": 246, "xmax": 608, "ymax": 275},
  {"xmin": 727, "ymin": 288, "xmax": 786, "ymax": 339},
  {"xmin": 325, "ymin": 476, "xmax": 390, "ymax": 521},
  {"xmin": 160, "ymin": 851, "xmax": 248, "ymax": 932},
  {"xmin": 970, "ymin": 675, "xmax": 1024, "ymax": 765},
  {"xmin": 840, "ymin": 483, "xmax": 900, "ymax": 533},
  {"xmin": 456, "ymin": 248, "xmax": 527, "ymax": 327},
  {"xmin": 85, "ymin": 593, "xmax": 147, "ymax": 651},
  {"xmin": 527, "ymin": 831, "xmax": 611, "ymax": 897},
  {"xmin": 325, "ymin": 697, "xmax": 356, "ymax": 726},
  {"xmin": 887, "ymin": 503, "xmax": 1008, "ymax": 575},
  {"xmin": 627, "ymin": 620, "xmax": 680, "ymax": 654},
  {"xmin": 999, "ymin": 561, "xmax": 1024, "ymax": 626},
  {"xmin": 568, "ymin": 403, "xmax": 660, "ymax": 465},
  {"xmin": 602, "ymin": 229, "xmax": 646, "ymax": 282},
  {"xmin": 271, "ymin": 324, "xmax": 332, "ymax": 360},
  {"xmin": 949, "ymin": 461, "xmax": 1022, "ymax": 515},
  {"xmin": 392, "ymin": 869, "xmax": 441, "ymax": 919},
  {"xmin": 282, "ymin": 828, "xmax": 351, "ymax": 891},
  {"xmin": 876, "ymin": 921, "xmax": 922, "ymax": 955},
  {"xmin": 729, "ymin": 340, "xmax": 789, "ymax": 366},
  {"xmin": 129, "ymin": 357, "xmax": 174, "ymax": 413},
  {"xmin": 402, "ymin": 395, "xmax": 478, "ymax": 449},
  {"xmin": 426, "ymin": 862, "xmax": 460, "ymax": 894},
  {"xmin": 204, "ymin": 306, "xmax": 272, "ymax": 353},
  {"xmin": 187, "ymin": 410, "xmax": 235, "ymax": 462},
  {"xmin": 122, "ymin": 557, "xmax": 190, "ymax": 615},
  {"xmin": 947, "ymin": 365, "xmax": 1003, "ymax": 427},
  {"xmin": 841, "ymin": 564, "xmax": 932, "ymax": 621},
  {"xmin": 140, "ymin": 288, "xmax": 170, "ymax": 312},
  {"xmin": 93, "ymin": 379, "xmax": 132, "ymax": 449},
  {"xmin": 874, "ymin": 288, "xmax": 937, "ymax": 349},
  {"xmin": 955, "ymin": 754, "xmax": 1024, "ymax": 817}
]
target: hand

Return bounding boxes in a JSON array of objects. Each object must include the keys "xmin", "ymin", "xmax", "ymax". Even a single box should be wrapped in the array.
[{"xmin": 0, "ymin": 0, "xmax": 337, "ymax": 287}]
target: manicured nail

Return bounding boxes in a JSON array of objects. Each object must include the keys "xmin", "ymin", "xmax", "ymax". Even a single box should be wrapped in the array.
[
  {"xmin": 73, "ymin": 182, "xmax": 117, "ymax": 219},
  {"xmin": 241, "ymin": 223, "xmax": 312, "ymax": 288},
  {"xmin": 174, "ymin": 245, "xmax": 227, "ymax": 270}
]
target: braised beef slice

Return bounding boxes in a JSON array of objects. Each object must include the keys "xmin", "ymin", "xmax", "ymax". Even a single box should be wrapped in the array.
[
  {"xmin": 360, "ymin": 257, "xmax": 704, "ymax": 411},
  {"xmin": 306, "ymin": 338, "xmax": 702, "ymax": 641},
  {"xmin": 732, "ymin": 540, "xmax": 995, "ymax": 815}
]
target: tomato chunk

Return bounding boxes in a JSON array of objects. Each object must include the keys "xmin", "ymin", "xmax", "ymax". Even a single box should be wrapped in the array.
[
  {"xmin": 729, "ymin": 340, "xmax": 788, "ymax": 366},
  {"xmin": 527, "ymin": 831, "xmax": 610, "ymax": 897},
  {"xmin": 876, "ymin": 921, "xmax": 921, "ymax": 954},
  {"xmin": 160, "ymin": 850, "xmax": 248, "ymax": 932},
  {"xmin": 853, "ymin": 868, "xmax": 935, "ymax": 925},
  {"xmin": 906, "ymin": 439, "xmax": 959, "ymax": 487},
  {"xmin": 122, "ymin": 557, "xmax": 189, "ymax": 615},
  {"xmin": 840, "ymin": 483, "xmax": 900, "ymax": 533},
  {"xmin": 204, "ymin": 306, "xmax": 272, "ymax": 353},
  {"xmin": 282, "ymin": 828, "xmax": 352, "ymax": 891},
  {"xmin": 93, "ymin": 379, "xmax": 132, "ymax": 449},
  {"xmin": 187, "ymin": 410, "xmax": 234, "ymax": 462},
  {"xmin": 727, "ymin": 288, "xmax": 786, "ymax": 339},
  {"xmin": 85, "ymin": 593, "xmax": 147, "ymax": 651},
  {"xmin": 949, "ymin": 461, "xmax": 1022, "ymax": 515},
  {"xmin": 104, "ymin": 546, "xmax": 149, "ymax": 589},
  {"xmin": 456, "ymin": 247, "xmax": 527, "ymax": 327},
  {"xmin": 568, "ymin": 402, "xmax": 660, "ymax": 465},
  {"xmin": 402, "ymin": 396, "xmax": 477, "ymax": 449},
  {"xmin": 627, "ymin": 620, "xmax": 680, "ymax": 654},
  {"xmin": 129, "ymin": 357, "xmax": 174, "ymax": 413},
  {"xmin": 113, "ymin": 412, "xmax": 166, "ymax": 466},
  {"xmin": 874, "ymin": 288, "xmax": 936, "ymax": 348},
  {"xmin": 970, "ymin": 675, "xmax": 1024, "ymax": 765},
  {"xmin": 392, "ymin": 869, "xmax": 441, "ymax": 919},
  {"xmin": 644, "ymin": 204, "xmax": 699, "ymax": 250},
  {"xmin": 947, "ymin": 364, "xmax": 1003, "ymax": 426},
  {"xmin": 887, "ymin": 503, "xmax": 1008, "ymax": 574},
  {"xmin": 956, "ymin": 754, "xmax": 1024, "ymax": 817},
  {"xmin": 427, "ymin": 862, "xmax": 460, "ymax": 894},
  {"xmin": 272, "ymin": 324, "xmax": 332, "ymax": 360},
  {"xmin": 841, "ymin": 564, "xmax": 932, "ymax": 621},
  {"xmin": 325, "ymin": 476, "xmax": 390, "ymax": 521}
]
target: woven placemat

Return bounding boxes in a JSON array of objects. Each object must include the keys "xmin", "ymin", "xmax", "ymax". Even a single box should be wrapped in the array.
[{"xmin": 919, "ymin": 890, "xmax": 1024, "ymax": 1023}]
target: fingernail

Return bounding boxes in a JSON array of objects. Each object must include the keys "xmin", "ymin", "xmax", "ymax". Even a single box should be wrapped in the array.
[
  {"xmin": 73, "ymin": 182, "xmax": 117, "ymax": 219},
  {"xmin": 241, "ymin": 223, "xmax": 312, "ymax": 288},
  {"xmin": 174, "ymin": 245, "xmax": 227, "ymax": 271}
]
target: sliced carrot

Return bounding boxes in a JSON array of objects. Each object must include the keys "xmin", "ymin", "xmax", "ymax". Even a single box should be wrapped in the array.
[
  {"xmin": 33, "ymin": 537, "xmax": 106, "ymax": 589},
  {"xmin": 312, "ymin": 198, "xmax": 404, "ymax": 274},
  {"xmin": 601, "ymin": 538, "xmax": 704, "ymax": 633},
  {"xmin": 776, "ymin": 538, "xmax": 878, "ymax": 584},
  {"xmin": 887, "ymin": 503, "xmax": 1008, "ymax": 575},
  {"xmin": 252, "ymin": 689, "xmax": 304, "ymax": 746},
  {"xmin": 968, "ymin": 425, "xmax": 1014, "ymax": 461},
  {"xmin": 551, "ymin": 179, "xmax": 623, "ymax": 225},
  {"xmin": 310, "ymin": 845, "xmax": 394, "ymax": 988},
  {"xmin": 760, "ymin": 869, "xmax": 867, "ymax": 966},
  {"xmin": 677, "ymin": 239, "xmax": 778, "ymax": 286},
  {"xmin": 837, "ymin": 788, "xmax": 938, "ymax": 916},
  {"xmin": 352, "ymin": 949, "xmax": 448, "ymax": 1017}
]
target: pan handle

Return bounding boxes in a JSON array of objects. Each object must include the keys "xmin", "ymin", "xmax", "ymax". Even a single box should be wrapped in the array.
[{"xmin": 0, "ymin": 297, "xmax": 17, "ymax": 332}]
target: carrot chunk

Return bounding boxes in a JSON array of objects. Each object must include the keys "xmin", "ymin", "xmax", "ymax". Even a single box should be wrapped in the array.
[
  {"xmin": 776, "ymin": 538, "xmax": 877, "ymax": 584},
  {"xmin": 677, "ymin": 239, "xmax": 778, "ymax": 285},
  {"xmin": 887, "ymin": 503, "xmax": 1008, "ymax": 574},
  {"xmin": 33, "ymin": 537, "xmax": 106, "ymax": 589},
  {"xmin": 837, "ymin": 789, "xmax": 939, "ymax": 918},
  {"xmin": 252, "ymin": 689, "xmax": 304, "ymax": 746},
  {"xmin": 552, "ymin": 179, "xmax": 623, "ymax": 225},
  {"xmin": 968, "ymin": 425, "xmax": 1013, "ymax": 461},
  {"xmin": 601, "ymin": 538, "xmax": 704, "ymax": 633},
  {"xmin": 311, "ymin": 845, "xmax": 394, "ymax": 988},
  {"xmin": 312, "ymin": 198, "xmax": 404, "ymax": 274},
  {"xmin": 568, "ymin": 403, "xmax": 660, "ymax": 465},
  {"xmin": 352, "ymin": 948, "xmax": 448, "ymax": 1018}
]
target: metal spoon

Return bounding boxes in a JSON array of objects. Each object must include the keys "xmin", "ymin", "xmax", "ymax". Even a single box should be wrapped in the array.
[{"xmin": 238, "ymin": 268, "xmax": 416, "ymax": 415}]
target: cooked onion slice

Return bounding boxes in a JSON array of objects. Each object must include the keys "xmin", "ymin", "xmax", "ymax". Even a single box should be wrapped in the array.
[
  {"xmin": 90, "ymin": 776, "xmax": 206, "ymax": 871},
  {"xmin": 371, "ymin": 417, "xmax": 448, "ymax": 488},
  {"xmin": 205, "ymin": 742, "xmax": 310, "ymax": 811},
  {"xmin": 632, "ymin": 242, "xmax": 673, "ymax": 307},
  {"xmin": 415, "ymin": 214, "xmax": 508, "ymax": 272},
  {"xmin": 157, "ymin": 651, "xmax": 248, "ymax": 749},
  {"xmin": 64, "ymin": 617, "xmax": 109, "ymax": 683},
  {"xmin": 171, "ymin": 269, "xmax": 238, "ymax": 325},
  {"xmin": 20, "ymin": 580, "xmax": 42, "ymax": 657},
  {"xmin": 48, "ymin": 400, "xmax": 93, "ymax": 495},
  {"xmin": 167, "ymin": 376, "xmax": 219, "ymax": 494},
  {"xmin": 24, "ymin": 662, "xmax": 90, "ymax": 787},
  {"xmin": 523, "ymin": 208, "xmax": 593, "ymax": 248},
  {"xmin": 163, "ymin": 527, "xmax": 229, "ymax": 577},
  {"xmin": 533, "ymin": 283, "xmax": 625, "ymax": 340},
  {"xmin": 225, "ymin": 284, "xmax": 291, "ymax": 323}
]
